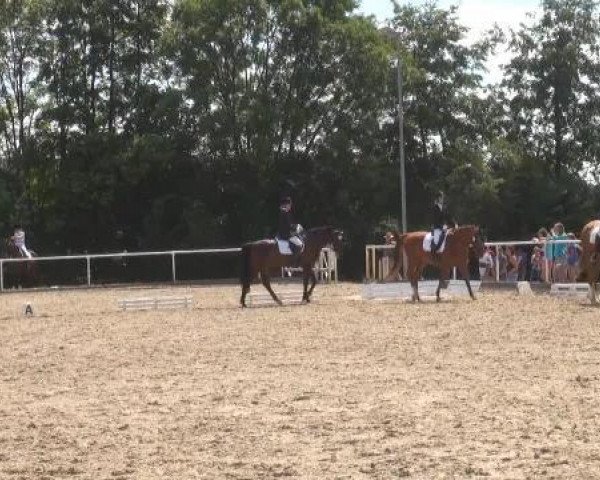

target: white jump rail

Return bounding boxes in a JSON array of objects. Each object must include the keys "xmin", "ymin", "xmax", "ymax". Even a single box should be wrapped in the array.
[
  {"xmin": 550, "ymin": 283, "xmax": 590, "ymax": 298},
  {"xmin": 118, "ymin": 296, "xmax": 193, "ymax": 311},
  {"xmin": 248, "ymin": 290, "xmax": 306, "ymax": 307},
  {"xmin": 0, "ymin": 246, "xmax": 336, "ymax": 292}
]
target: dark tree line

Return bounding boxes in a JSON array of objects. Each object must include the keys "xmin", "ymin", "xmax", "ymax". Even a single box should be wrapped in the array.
[{"xmin": 1, "ymin": 0, "xmax": 599, "ymax": 278}]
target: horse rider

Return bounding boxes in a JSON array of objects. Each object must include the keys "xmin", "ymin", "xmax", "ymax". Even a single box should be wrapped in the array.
[
  {"xmin": 11, "ymin": 224, "xmax": 33, "ymax": 258},
  {"xmin": 277, "ymin": 196, "xmax": 304, "ymax": 257},
  {"xmin": 431, "ymin": 192, "xmax": 455, "ymax": 259}
]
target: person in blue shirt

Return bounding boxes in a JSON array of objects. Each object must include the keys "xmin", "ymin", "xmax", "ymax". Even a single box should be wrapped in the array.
[{"xmin": 551, "ymin": 222, "xmax": 569, "ymax": 282}]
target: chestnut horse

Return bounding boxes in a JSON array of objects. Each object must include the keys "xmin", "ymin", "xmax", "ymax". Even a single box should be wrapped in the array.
[
  {"xmin": 240, "ymin": 226, "xmax": 343, "ymax": 307},
  {"xmin": 389, "ymin": 225, "xmax": 484, "ymax": 302},
  {"xmin": 576, "ymin": 220, "xmax": 600, "ymax": 304}
]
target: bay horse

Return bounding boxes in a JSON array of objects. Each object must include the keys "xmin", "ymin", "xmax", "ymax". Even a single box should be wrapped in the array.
[
  {"xmin": 389, "ymin": 225, "xmax": 484, "ymax": 302},
  {"xmin": 5, "ymin": 237, "xmax": 40, "ymax": 288},
  {"xmin": 240, "ymin": 226, "xmax": 343, "ymax": 307},
  {"xmin": 576, "ymin": 220, "xmax": 600, "ymax": 304}
]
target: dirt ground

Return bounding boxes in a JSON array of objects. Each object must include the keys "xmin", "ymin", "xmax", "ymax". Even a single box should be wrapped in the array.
[{"xmin": 1, "ymin": 283, "xmax": 600, "ymax": 479}]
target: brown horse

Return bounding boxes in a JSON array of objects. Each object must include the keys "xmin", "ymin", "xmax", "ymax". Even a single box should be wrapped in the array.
[
  {"xmin": 240, "ymin": 226, "xmax": 343, "ymax": 307},
  {"xmin": 389, "ymin": 225, "xmax": 484, "ymax": 302},
  {"xmin": 576, "ymin": 220, "xmax": 600, "ymax": 304},
  {"xmin": 5, "ymin": 237, "xmax": 40, "ymax": 288}
]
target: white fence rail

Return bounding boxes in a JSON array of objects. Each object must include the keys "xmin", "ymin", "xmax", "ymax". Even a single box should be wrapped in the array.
[
  {"xmin": 0, "ymin": 246, "xmax": 337, "ymax": 291},
  {"xmin": 366, "ymin": 239, "xmax": 581, "ymax": 284}
]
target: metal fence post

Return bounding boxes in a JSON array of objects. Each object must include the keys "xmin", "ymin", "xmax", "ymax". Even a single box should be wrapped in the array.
[
  {"xmin": 171, "ymin": 252, "xmax": 176, "ymax": 283},
  {"xmin": 86, "ymin": 256, "xmax": 91, "ymax": 286},
  {"xmin": 495, "ymin": 246, "xmax": 500, "ymax": 282}
]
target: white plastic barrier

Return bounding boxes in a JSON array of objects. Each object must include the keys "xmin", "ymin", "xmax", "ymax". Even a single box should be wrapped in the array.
[
  {"xmin": 118, "ymin": 296, "xmax": 193, "ymax": 311},
  {"xmin": 549, "ymin": 283, "xmax": 590, "ymax": 298}
]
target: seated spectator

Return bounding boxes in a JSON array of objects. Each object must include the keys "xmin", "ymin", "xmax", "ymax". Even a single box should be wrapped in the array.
[
  {"xmin": 531, "ymin": 246, "xmax": 543, "ymax": 282},
  {"xmin": 566, "ymin": 233, "xmax": 581, "ymax": 282}
]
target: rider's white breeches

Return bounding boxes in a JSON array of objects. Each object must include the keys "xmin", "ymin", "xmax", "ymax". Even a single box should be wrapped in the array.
[
  {"xmin": 433, "ymin": 228, "xmax": 443, "ymax": 245},
  {"xmin": 19, "ymin": 245, "xmax": 32, "ymax": 259}
]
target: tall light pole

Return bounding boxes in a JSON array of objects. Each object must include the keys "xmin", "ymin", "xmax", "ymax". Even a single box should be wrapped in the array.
[{"xmin": 397, "ymin": 56, "xmax": 407, "ymax": 233}]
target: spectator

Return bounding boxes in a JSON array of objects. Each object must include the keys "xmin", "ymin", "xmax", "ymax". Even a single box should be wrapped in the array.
[
  {"xmin": 498, "ymin": 246, "xmax": 508, "ymax": 281},
  {"xmin": 479, "ymin": 247, "xmax": 495, "ymax": 280},
  {"xmin": 506, "ymin": 246, "xmax": 520, "ymax": 282},
  {"xmin": 531, "ymin": 246, "xmax": 543, "ymax": 282},
  {"xmin": 517, "ymin": 247, "xmax": 528, "ymax": 280},
  {"xmin": 538, "ymin": 227, "xmax": 553, "ymax": 282},
  {"xmin": 382, "ymin": 231, "xmax": 402, "ymax": 281},
  {"xmin": 566, "ymin": 233, "xmax": 581, "ymax": 282},
  {"xmin": 551, "ymin": 222, "xmax": 569, "ymax": 283}
]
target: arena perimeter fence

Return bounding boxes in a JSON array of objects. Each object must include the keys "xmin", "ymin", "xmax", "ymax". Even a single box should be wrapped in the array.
[
  {"xmin": 0, "ymin": 247, "xmax": 338, "ymax": 292},
  {"xmin": 365, "ymin": 239, "xmax": 581, "ymax": 283}
]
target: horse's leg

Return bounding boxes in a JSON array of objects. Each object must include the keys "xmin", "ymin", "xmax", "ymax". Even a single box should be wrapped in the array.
[
  {"xmin": 410, "ymin": 264, "xmax": 421, "ymax": 302},
  {"xmin": 302, "ymin": 266, "xmax": 309, "ymax": 302},
  {"xmin": 436, "ymin": 265, "xmax": 450, "ymax": 302},
  {"xmin": 435, "ymin": 268, "xmax": 444, "ymax": 302},
  {"xmin": 240, "ymin": 283, "xmax": 250, "ymax": 308},
  {"xmin": 458, "ymin": 263, "xmax": 476, "ymax": 300},
  {"xmin": 261, "ymin": 271, "xmax": 282, "ymax": 306},
  {"xmin": 306, "ymin": 266, "xmax": 318, "ymax": 302}
]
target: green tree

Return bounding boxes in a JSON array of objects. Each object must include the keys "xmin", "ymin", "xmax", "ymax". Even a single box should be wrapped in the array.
[{"xmin": 504, "ymin": 0, "xmax": 600, "ymax": 177}]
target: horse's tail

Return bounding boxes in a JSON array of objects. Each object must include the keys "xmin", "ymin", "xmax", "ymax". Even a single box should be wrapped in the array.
[
  {"xmin": 240, "ymin": 244, "xmax": 252, "ymax": 288},
  {"xmin": 384, "ymin": 231, "xmax": 407, "ymax": 281}
]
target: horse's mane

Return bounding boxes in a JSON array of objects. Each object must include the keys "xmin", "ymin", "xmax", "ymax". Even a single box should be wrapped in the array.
[
  {"xmin": 306, "ymin": 226, "xmax": 333, "ymax": 234},
  {"xmin": 453, "ymin": 225, "xmax": 478, "ymax": 235}
]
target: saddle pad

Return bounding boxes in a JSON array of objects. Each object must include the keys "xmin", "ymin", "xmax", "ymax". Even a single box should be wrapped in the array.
[
  {"xmin": 276, "ymin": 238, "xmax": 293, "ymax": 255},
  {"xmin": 423, "ymin": 232, "xmax": 447, "ymax": 253}
]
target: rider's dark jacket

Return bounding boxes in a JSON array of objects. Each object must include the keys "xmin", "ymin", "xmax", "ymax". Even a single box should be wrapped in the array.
[
  {"xmin": 432, "ymin": 203, "xmax": 454, "ymax": 230},
  {"xmin": 277, "ymin": 208, "xmax": 296, "ymax": 239}
]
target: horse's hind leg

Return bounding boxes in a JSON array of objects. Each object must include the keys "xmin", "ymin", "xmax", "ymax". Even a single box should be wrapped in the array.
[
  {"xmin": 302, "ymin": 269, "xmax": 309, "ymax": 302},
  {"xmin": 261, "ymin": 272, "xmax": 282, "ymax": 306},
  {"xmin": 306, "ymin": 267, "xmax": 317, "ymax": 302}
]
